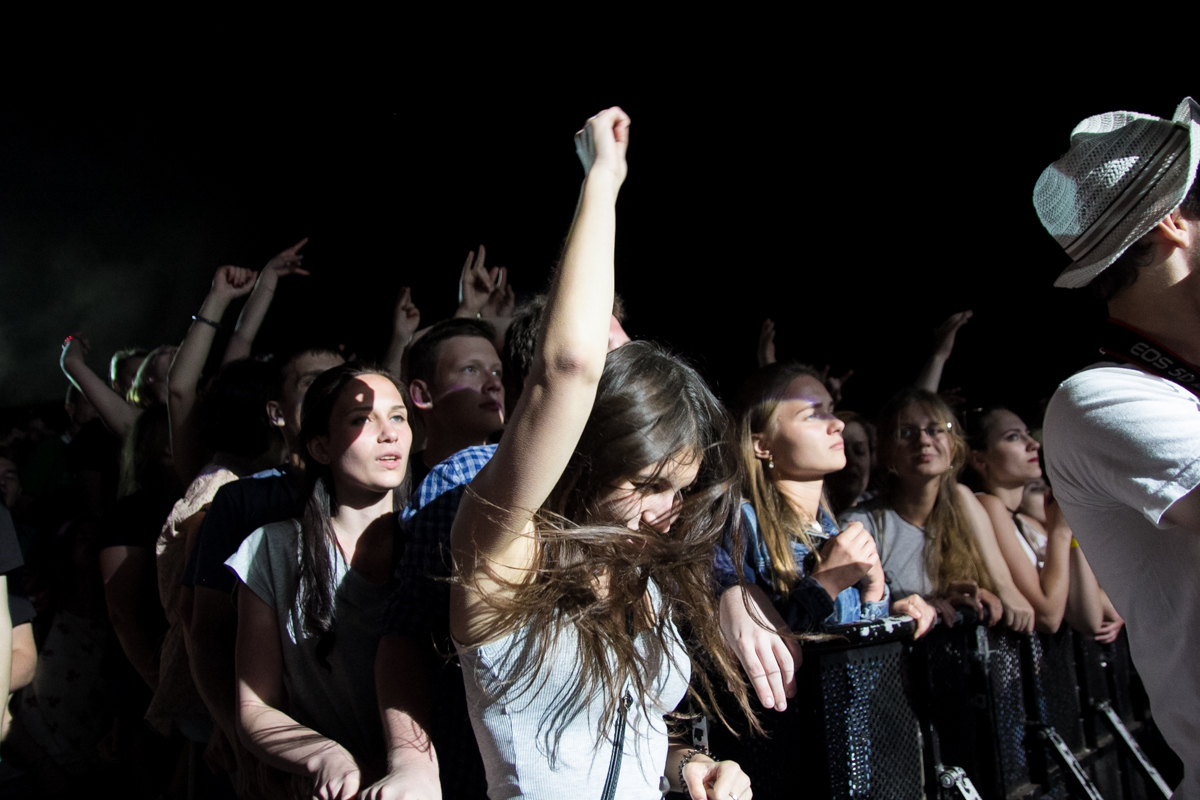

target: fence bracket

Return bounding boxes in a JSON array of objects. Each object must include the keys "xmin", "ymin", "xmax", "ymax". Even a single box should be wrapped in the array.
[
  {"xmin": 1095, "ymin": 700, "xmax": 1172, "ymax": 799},
  {"xmin": 936, "ymin": 765, "xmax": 983, "ymax": 800},
  {"xmin": 1030, "ymin": 723, "xmax": 1105, "ymax": 800}
]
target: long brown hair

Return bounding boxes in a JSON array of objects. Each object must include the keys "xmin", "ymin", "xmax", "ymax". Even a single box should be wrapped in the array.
[
  {"xmin": 459, "ymin": 341, "xmax": 758, "ymax": 753},
  {"xmin": 735, "ymin": 362, "xmax": 831, "ymax": 594},
  {"xmin": 297, "ymin": 363, "xmax": 410, "ymax": 656},
  {"xmin": 876, "ymin": 388, "xmax": 993, "ymax": 594}
]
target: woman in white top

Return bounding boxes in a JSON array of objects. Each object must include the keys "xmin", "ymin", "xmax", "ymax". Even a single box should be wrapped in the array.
[
  {"xmin": 963, "ymin": 406, "xmax": 1122, "ymax": 640},
  {"xmin": 449, "ymin": 108, "xmax": 754, "ymax": 800},
  {"xmin": 842, "ymin": 389, "xmax": 1037, "ymax": 632},
  {"xmin": 229, "ymin": 362, "xmax": 411, "ymax": 799}
]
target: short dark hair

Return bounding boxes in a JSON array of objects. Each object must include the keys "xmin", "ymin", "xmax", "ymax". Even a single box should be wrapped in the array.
[
  {"xmin": 270, "ymin": 347, "xmax": 344, "ymax": 401},
  {"xmin": 406, "ymin": 318, "xmax": 495, "ymax": 386},
  {"xmin": 198, "ymin": 357, "xmax": 281, "ymax": 459},
  {"xmin": 1092, "ymin": 165, "xmax": 1200, "ymax": 303},
  {"xmin": 501, "ymin": 295, "xmax": 547, "ymax": 408}
]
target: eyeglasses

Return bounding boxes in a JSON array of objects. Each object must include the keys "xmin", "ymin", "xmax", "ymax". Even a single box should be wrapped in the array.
[{"xmin": 896, "ymin": 422, "xmax": 953, "ymax": 442}]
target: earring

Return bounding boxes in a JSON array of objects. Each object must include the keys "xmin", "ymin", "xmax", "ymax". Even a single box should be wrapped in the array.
[{"xmin": 767, "ymin": 458, "xmax": 774, "ymax": 470}]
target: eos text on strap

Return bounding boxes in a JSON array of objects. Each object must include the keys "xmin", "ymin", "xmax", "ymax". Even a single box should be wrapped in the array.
[{"xmin": 1100, "ymin": 318, "xmax": 1200, "ymax": 397}]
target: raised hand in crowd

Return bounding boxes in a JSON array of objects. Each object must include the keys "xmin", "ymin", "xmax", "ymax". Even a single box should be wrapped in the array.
[
  {"xmin": 482, "ymin": 265, "xmax": 515, "ymax": 321},
  {"xmin": 819, "ymin": 364, "xmax": 854, "ymax": 406},
  {"xmin": 382, "ymin": 286, "xmax": 421, "ymax": 377},
  {"xmin": 60, "ymin": 332, "xmax": 141, "ymax": 437},
  {"xmin": 223, "ymin": 238, "xmax": 310, "ymax": 365},
  {"xmin": 455, "ymin": 246, "xmax": 495, "ymax": 319},
  {"xmin": 915, "ymin": 309, "xmax": 972, "ymax": 393},
  {"xmin": 169, "ymin": 264, "xmax": 257, "ymax": 484},
  {"xmin": 756, "ymin": 318, "xmax": 776, "ymax": 367}
]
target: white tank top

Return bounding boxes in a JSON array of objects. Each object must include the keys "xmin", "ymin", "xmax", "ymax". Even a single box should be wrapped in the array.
[{"xmin": 458, "ymin": 581, "xmax": 690, "ymax": 799}]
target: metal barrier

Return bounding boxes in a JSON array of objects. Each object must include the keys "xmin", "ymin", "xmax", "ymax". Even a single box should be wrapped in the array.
[{"xmin": 704, "ymin": 616, "xmax": 1176, "ymax": 800}]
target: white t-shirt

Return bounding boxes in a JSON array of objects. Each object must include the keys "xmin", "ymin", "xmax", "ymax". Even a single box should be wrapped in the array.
[
  {"xmin": 226, "ymin": 520, "xmax": 394, "ymax": 769},
  {"xmin": 1044, "ymin": 363, "xmax": 1200, "ymax": 798}
]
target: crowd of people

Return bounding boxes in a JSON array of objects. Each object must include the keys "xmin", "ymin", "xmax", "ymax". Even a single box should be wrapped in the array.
[{"xmin": 0, "ymin": 99, "xmax": 1195, "ymax": 799}]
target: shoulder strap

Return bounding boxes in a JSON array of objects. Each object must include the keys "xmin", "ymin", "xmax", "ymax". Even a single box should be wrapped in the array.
[
  {"xmin": 600, "ymin": 691, "xmax": 633, "ymax": 800},
  {"xmin": 1100, "ymin": 319, "xmax": 1200, "ymax": 397}
]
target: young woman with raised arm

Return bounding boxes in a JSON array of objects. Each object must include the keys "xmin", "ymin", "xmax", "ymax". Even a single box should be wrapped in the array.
[
  {"xmin": 964, "ymin": 407, "xmax": 1122, "ymax": 640},
  {"xmin": 448, "ymin": 108, "xmax": 754, "ymax": 800},
  {"xmin": 229, "ymin": 363, "xmax": 411, "ymax": 800}
]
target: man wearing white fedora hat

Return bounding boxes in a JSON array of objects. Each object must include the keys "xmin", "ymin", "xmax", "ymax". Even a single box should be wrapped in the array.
[{"xmin": 1036, "ymin": 96, "xmax": 1200, "ymax": 797}]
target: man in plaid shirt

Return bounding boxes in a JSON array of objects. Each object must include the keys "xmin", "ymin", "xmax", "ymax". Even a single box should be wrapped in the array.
[{"xmin": 375, "ymin": 444, "xmax": 496, "ymax": 799}]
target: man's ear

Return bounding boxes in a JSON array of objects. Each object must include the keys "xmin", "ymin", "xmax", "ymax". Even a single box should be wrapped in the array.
[
  {"xmin": 750, "ymin": 432, "xmax": 772, "ymax": 462},
  {"xmin": 265, "ymin": 400, "xmax": 287, "ymax": 428},
  {"xmin": 1157, "ymin": 209, "xmax": 1194, "ymax": 250},
  {"xmin": 409, "ymin": 379, "xmax": 434, "ymax": 411},
  {"xmin": 307, "ymin": 435, "xmax": 332, "ymax": 466}
]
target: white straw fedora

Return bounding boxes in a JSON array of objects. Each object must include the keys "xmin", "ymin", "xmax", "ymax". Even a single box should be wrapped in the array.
[{"xmin": 1034, "ymin": 96, "xmax": 1200, "ymax": 288}]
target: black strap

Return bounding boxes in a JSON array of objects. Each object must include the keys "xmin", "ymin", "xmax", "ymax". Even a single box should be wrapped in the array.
[
  {"xmin": 1099, "ymin": 319, "xmax": 1200, "ymax": 398},
  {"xmin": 600, "ymin": 691, "xmax": 632, "ymax": 800}
]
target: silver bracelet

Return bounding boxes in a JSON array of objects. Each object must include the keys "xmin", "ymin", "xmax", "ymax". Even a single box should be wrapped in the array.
[{"xmin": 678, "ymin": 747, "xmax": 713, "ymax": 789}]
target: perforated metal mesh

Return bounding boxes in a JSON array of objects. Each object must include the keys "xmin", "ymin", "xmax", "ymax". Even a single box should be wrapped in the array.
[
  {"xmin": 815, "ymin": 644, "xmax": 924, "ymax": 800},
  {"xmin": 983, "ymin": 627, "xmax": 1031, "ymax": 795},
  {"xmin": 1026, "ymin": 630, "xmax": 1085, "ymax": 753}
]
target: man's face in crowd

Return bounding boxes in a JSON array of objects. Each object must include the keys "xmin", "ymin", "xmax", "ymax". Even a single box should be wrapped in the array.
[{"xmin": 419, "ymin": 335, "xmax": 505, "ymax": 438}]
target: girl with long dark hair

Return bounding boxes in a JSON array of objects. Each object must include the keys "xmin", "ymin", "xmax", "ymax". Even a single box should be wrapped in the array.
[
  {"xmin": 228, "ymin": 363, "xmax": 411, "ymax": 799},
  {"xmin": 449, "ymin": 108, "xmax": 754, "ymax": 799}
]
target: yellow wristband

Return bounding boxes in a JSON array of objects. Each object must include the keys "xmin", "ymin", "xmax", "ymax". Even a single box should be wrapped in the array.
[{"xmin": 1070, "ymin": 538, "xmax": 1080, "ymax": 549}]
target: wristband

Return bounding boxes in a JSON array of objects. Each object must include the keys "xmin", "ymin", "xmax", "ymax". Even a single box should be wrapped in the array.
[
  {"xmin": 1070, "ymin": 538, "xmax": 1080, "ymax": 549},
  {"xmin": 678, "ymin": 747, "xmax": 713, "ymax": 789},
  {"xmin": 192, "ymin": 314, "xmax": 222, "ymax": 329}
]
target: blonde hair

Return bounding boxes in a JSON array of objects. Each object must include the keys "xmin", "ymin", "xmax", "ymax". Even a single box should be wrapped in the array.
[
  {"xmin": 877, "ymin": 389, "xmax": 994, "ymax": 594},
  {"xmin": 736, "ymin": 363, "xmax": 833, "ymax": 594}
]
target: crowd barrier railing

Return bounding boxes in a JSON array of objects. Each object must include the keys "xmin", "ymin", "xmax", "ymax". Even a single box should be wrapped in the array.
[{"xmin": 703, "ymin": 614, "xmax": 1173, "ymax": 800}]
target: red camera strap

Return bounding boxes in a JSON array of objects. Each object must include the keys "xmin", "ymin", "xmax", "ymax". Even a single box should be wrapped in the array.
[{"xmin": 1099, "ymin": 319, "xmax": 1200, "ymax": 398}]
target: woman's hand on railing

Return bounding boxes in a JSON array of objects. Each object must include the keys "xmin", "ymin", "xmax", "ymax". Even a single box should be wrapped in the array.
[
  {"xmin": 718, "ymin": 584, "xmax": 798, "ymax": 712},
  {"xmin": 891, "ymin": 594, "xmax": 937, "ymax": 639}
]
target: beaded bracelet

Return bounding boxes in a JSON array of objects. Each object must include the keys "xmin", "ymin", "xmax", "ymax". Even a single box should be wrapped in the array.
[
  {"xmin": 678, "ymin": 746, "xmax": 714, "ymax": 789},
  {"xmin": 192, "ymin": 314, "xmax": 222, "ymax": 329}
]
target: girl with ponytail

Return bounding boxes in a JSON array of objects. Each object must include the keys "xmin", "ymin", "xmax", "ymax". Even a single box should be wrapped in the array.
[{"xmin": 227, "ymin": 363, "xmax": 411, "ymax": 799}]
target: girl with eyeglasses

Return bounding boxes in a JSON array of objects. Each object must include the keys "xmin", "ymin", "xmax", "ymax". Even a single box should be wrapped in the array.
[
  {"xmin": 841, "ymin": 389, "xmax": 1036, "ymax": 631},
  {"xmin": 963, "ymin": 407, "xmax": 1122, "ymax": 641}
]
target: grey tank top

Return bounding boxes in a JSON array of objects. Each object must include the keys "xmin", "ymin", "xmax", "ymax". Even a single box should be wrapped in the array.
[{"xmin": 458, "ymin": 582, "xmax": 690, "ymax": 799}]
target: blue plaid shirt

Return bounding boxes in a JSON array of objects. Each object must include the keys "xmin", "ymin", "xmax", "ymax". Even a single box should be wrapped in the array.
[
  {"xmin": 715, "ymin": 501, "xmax": 890, "ymax": 631},
  {"xmin": 384, "ymin": 444, "xmax": 496, "ymax": 800}
]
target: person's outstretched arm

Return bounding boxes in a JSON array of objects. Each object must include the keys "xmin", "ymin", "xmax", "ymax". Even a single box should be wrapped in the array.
[
  {"xmin": 450, "ymin": 108, "xmax": 628, "ymax": 645},
  {"xmin": 977, "ymin": 492, "xmax": 1072, "ymax": 633},
  {"xmin": 222, "ymin": 239, "xmax": 309, "ymax": 365},
  {"xmin": 1063, "ymin": 543, "xmax": 1109, "ymax": 637},
  {"xmin": 235, "ymin": 582, "xmax": 362, "ymax": 800},
  {"xmin": 169, "ymin": 265, "xmax": 256, "ymax": 484},
  {"xmin": 60, "ymin": 334, "xmax": 139, "ymax": 436},
  {"xmin": 956, "ymin": 484, "xmax": 1035, "ymax": 633},
  {"xmin": 360, "ymin": 633, "xmax": 442, "ymax": 800},
  {"xmin": 381, "ymin": 288, "xmax": 421, "ymax": 378},
  {"xmin": 915, "ymin": 311, "xmax": 972, "ymax": 393}
]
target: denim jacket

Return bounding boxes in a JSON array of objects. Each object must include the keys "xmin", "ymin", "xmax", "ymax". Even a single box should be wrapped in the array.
[{"xmin": 715, "ymin": 501, "xmax": 890, "ymax": 631}]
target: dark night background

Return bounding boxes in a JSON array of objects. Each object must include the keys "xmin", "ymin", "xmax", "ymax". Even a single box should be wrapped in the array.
[{"xmin": 1, "ymin": 70, "xmax": 1194, "ymax": 425}]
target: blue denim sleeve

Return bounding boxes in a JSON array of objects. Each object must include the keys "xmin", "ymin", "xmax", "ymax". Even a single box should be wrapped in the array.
[
  {"xmin": 715, "ymin": 507, "xmax": 762, "ymax": 592},
  {"xmin": 823, "ymin": 583, "xmax": 893, "ymax": 625}
]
